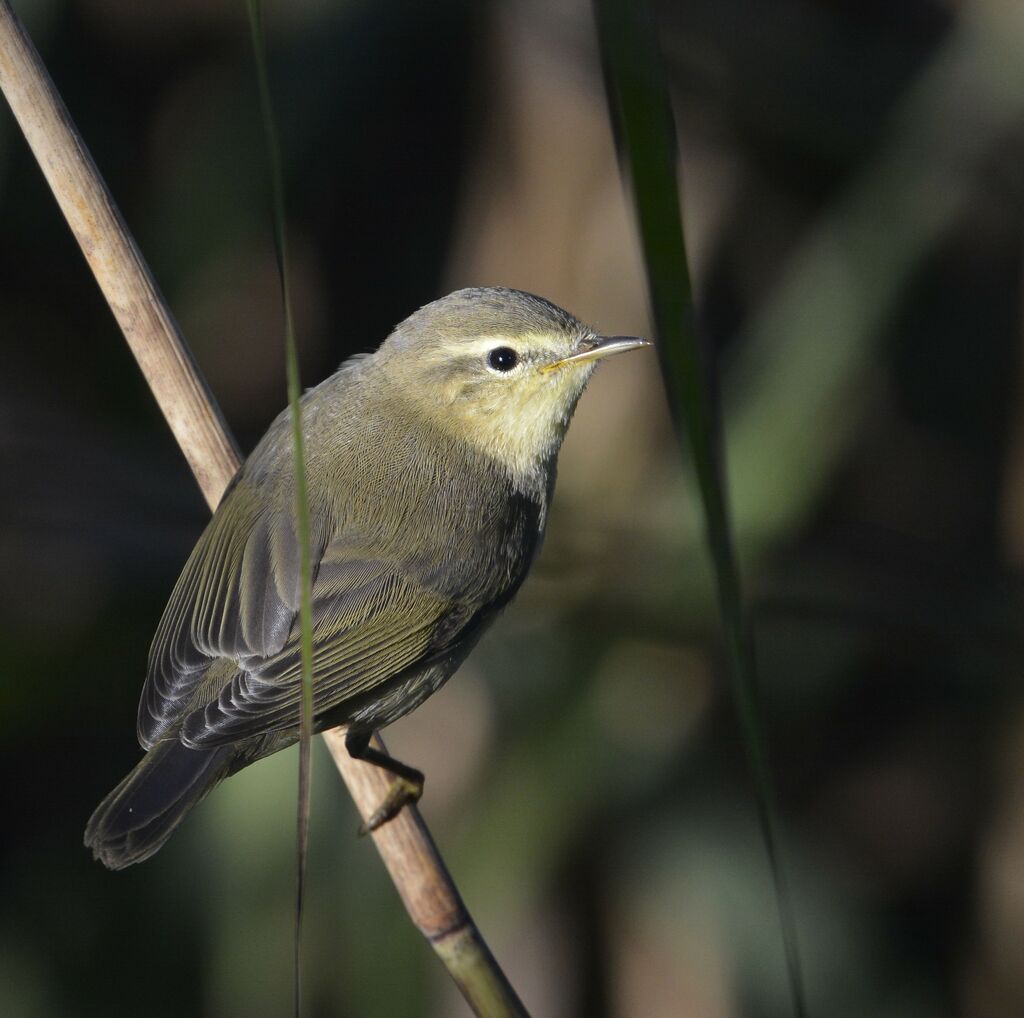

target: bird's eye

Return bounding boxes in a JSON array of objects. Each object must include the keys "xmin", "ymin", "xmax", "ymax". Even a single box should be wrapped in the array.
[{"xmin": 487, "ymin": 347, "xmax": 519, "ymax": 372}]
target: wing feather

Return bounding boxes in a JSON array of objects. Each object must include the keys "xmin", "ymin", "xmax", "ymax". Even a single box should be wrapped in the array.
[
  {"xmin": 137, "ymin": 485, "xmax": 309, "ymax": 748},
  {"xmin": 180, "ymin": 562, "xmax": 453, "ymax": 747}
]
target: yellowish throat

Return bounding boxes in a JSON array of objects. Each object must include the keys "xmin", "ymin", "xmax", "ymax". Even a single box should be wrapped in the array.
[{"xmin": 85, "ymin": 287, "xmax": 647, "ymax": 869}]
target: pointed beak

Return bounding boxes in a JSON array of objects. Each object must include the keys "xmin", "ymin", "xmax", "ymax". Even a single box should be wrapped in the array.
[{"xmin": 541, "ymin": 335, "xmax": 650, "ymax": 373}]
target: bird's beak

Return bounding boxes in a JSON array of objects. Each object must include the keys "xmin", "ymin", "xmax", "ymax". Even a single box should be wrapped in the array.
[{"xmin": 541, "ymin": 335, "xmax": 650, "ymax": 373}]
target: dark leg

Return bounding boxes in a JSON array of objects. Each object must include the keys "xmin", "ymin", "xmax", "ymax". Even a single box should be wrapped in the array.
[{"xmin": 344, "ymin": 729, "xmax": 425, "ymax": 834}]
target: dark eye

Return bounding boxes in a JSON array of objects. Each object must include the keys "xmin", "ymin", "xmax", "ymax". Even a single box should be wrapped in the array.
[{"xmin": 487, "ymin": 347, "xmax": 519, "ymax": 372}]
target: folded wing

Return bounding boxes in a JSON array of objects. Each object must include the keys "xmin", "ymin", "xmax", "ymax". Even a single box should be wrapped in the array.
[
  {"xmin": 137, "ymin": 484, "xmax": 310, "ymax": 748},
  {"xmin": 179, "ymin": 547, "xmax": 456, "ymax": 747}
]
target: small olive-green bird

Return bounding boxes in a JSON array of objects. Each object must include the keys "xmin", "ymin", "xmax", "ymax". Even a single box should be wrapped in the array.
[{"xmin": 85, "ymin": 287, "xmax": 646, "ymax": 869}]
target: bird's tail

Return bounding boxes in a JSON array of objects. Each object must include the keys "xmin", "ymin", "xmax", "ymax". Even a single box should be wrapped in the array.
[{"xmin": 84, "ymin": 739, "xmax": 232, "ymax": 870}]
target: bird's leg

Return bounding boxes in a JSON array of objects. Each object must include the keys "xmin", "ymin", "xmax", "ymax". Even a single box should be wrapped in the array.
[{"xmin": 345, "ymin": 729, "xmax": 425, "ymax": 835}]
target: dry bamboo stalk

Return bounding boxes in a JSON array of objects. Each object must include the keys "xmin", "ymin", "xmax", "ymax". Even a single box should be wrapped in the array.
[
  {"xmin": 0, "ymin": 4, "xmax": 237, "ymax": 507},
  {"xmin": 0, "ymin": 2, "xmax": 526, "ymax": 1014}
]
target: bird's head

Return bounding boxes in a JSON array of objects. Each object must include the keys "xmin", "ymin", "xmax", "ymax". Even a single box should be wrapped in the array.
[{"xmin": 377, "ymin": 287, "xmax": 648, "ymax": 483}]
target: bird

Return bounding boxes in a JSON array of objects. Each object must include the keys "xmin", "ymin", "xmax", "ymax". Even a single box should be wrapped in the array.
[{"xmin": 85, "ymin": 286, "xmax": 647, "ymax": 869}]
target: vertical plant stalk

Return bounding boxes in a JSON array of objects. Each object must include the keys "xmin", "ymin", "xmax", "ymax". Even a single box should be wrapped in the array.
[
  {"xmin": 0, "ymin": 3, "xmax": 528, "ymax": 1015},
  {"xmin": 593, "ymin": 1, "xmax": 807, "ymax": 1015},
  {"xmin": 243, "ymin": 4, "xmax": 316, "ymax": 1013},
  {"xmin": 241, "ymin": 2, "xmax": 317, "ymax": 1011}
]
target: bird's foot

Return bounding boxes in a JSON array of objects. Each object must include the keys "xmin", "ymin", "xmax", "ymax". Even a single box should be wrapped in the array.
[{"xmin": 358, "ymin": 774, "xmax": 423, "ymax": 835}]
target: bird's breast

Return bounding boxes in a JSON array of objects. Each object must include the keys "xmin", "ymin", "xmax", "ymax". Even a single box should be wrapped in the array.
[{"xmin": 337, "ymin": 435, "xmax": 546, "ymax": 602}]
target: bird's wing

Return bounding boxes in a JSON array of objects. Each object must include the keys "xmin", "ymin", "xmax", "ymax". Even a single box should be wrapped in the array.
[
  {"xmin": 178, "ymin": 541, "xmax": 466, "ymax": 748},
  {"xmin": 137, "ymin": 484, "xmax": 313, "ymax": 749}
]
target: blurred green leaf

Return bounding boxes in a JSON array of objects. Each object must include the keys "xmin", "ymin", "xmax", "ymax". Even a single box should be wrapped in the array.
[{"xmin": 592, "ymin": 1, "xmax": 807, "ymax": 1013}]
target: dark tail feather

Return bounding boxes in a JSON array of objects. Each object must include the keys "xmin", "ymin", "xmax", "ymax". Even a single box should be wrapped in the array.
[{"xmin": 85, "ymin": 739, "xmax": 232, "ymax": 870}]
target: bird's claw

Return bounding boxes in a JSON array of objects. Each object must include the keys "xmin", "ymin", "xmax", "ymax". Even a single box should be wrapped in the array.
[{"xmin": 357, "ymin": 775, "xmax": 423, "ymax": 836}]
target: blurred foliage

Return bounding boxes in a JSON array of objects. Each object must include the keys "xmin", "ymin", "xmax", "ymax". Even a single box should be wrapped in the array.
[{"xmin": 3, "ymin": 1, "xmax": 1024, "ymax": 1016}]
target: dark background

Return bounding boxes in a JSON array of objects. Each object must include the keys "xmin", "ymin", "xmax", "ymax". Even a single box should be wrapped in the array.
[{"xmin": 2, "ymin": 0, "xmax": 1023, "ymax": 1015}]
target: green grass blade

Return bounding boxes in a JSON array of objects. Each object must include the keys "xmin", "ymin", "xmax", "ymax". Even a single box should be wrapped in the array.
[
  {"xmin": 245, "ymin": 4, "xmax": 316, "ymax": 1016},
  {"xmin": 592, "ymin": 1, "xmax": 807, "ymax": 1014}
]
